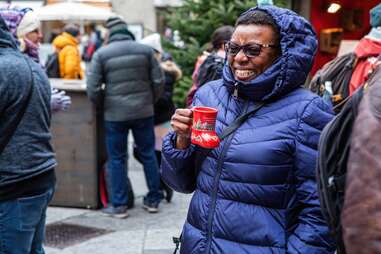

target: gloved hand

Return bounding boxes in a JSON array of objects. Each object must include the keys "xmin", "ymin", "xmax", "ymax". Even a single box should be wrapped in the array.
[{"xmin": 51, "ymin": 88, "xmax": 72, "ymax": 113}]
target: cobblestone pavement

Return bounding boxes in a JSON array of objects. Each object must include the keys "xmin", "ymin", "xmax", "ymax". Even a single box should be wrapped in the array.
[{"xmin": 45, "ymin": 148, "xmax": 191, "ymax": 254}]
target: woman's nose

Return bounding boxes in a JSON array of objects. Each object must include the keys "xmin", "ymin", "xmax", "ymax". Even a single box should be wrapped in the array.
[{"xmin": 234, "ymin": 49, "xmax": 249, "ymax": 63}]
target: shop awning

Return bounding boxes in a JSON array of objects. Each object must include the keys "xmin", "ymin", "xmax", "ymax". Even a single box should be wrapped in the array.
[
  {"xmin": 35, "ymin": 2, "xmax": 115, "ymax": 21},
  {"xmin": 154, "ymin": 0, "xmax": 183, "ymax": 7}
]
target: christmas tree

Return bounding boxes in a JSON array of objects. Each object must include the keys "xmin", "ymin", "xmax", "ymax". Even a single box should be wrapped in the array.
[{"xmin": 163, "ymin": 0, "xmax": 289, "ymax": 107}]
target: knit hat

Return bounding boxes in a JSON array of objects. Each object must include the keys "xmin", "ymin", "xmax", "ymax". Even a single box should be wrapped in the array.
[
  {"xmin": 0, "ymin": 6, "xmax": 31, "ymax": 38},
  {"xmin": 106, "ymin": 16, "xmax": 127, "ymax": 34},
  {"xmin": 64, "ymin": 23, "xmax": 80, "ymax": 37},
  {"xmin": 17, "ymin": 10, "xmax": 40, "ymax": 37},
  {"xmin": 370, "ymin": 3, "xmax": 381, "ymax": 28},
  {"xmin": 140, "ymin": 33, "xmax": 163, "ymax": 53}
]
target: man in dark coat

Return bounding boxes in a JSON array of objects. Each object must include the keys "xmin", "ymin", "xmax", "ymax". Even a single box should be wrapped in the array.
[
  {"xmin": 87, "ymin": 16, "xmax": 165, "ymax": 217},
  {"xmin": 0, "ymin": 15, "xmax": 57, "ymax": 253}
]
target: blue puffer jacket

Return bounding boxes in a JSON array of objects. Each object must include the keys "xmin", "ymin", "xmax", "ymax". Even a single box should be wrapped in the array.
[{"xmin": 161, "ymin": 5, "xmax": 335, "ymax": 254}]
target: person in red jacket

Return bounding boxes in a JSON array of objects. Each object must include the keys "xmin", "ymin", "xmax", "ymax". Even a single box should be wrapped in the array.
[{"xmin": 349, "ymin": 3, "xmax": 381, "ymax": 95}]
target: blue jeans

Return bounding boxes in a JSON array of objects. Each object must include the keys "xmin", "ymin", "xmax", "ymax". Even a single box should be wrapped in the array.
[
  {"xmin": 0, "ymin": 187, "xmax": 54, "ymax": 254},
  {"xmin": 105, "ymin": 117, "xmax": 163, "ymax": 206}
]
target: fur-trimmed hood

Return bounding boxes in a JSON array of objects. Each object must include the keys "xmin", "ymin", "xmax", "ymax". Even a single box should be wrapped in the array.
[{"xmin": 161, "ymin": 60, "xmax": 182, "ymax": 81}]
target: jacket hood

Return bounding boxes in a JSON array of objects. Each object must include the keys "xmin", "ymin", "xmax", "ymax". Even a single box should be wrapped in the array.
[
  {"xmin": 355, "ymin": 37, "xmax": 381, "ymax": 59},
  {"xmin": 52, "ymin": 32, "xmax": 78, "ymax": 50},
  {"xmin": 0, "ymin": 15, "xmax": 17, "ymax": 49},
  {"xmin": 161, "ymin": 60, "xmax": 182, "ymax": 80},
  {"xmin": 223, "ymin": 5, "xmax": 317, "ymax": 101}
]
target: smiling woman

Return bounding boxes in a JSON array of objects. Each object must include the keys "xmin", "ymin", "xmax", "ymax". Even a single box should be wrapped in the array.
[
  {"xmin": 227, "ymin": 10, "xmax": 281, "ymax": 82},
  {"xmin": 161, "ymin": 5, "xmax": 336, "ymax": 254}
]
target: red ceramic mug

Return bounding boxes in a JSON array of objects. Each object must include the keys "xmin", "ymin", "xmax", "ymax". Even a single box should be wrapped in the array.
[{"xmin": 191, "ymin": 106, "xmax": 220, "ymax": 149}]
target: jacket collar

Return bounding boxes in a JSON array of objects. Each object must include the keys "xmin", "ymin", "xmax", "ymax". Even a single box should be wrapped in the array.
[{"xmin": 108, "ymin": 29, "xmax": 134, "ymax": 44}]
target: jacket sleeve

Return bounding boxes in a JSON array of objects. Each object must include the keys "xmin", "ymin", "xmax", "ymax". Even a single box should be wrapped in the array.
[
  {"xmin": 287, "ymin": 98, "xmax": 336, "ymax": 254},
  {"xmin": 160, "ymin": 131, "xmax": 198, "ymax": 193},
  {"xmin": 86, "ymin": 52, "xmax": 104, "ymax": 105},
  {"xmin": 149, "ymin": 53, "xmax": 164, "ymax": 103}
]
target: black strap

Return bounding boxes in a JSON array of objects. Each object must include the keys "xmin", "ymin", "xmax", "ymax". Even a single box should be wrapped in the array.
[
  {"xmin": 0, "ymin": 57, "xmax": 34, "ymax": 154},
  {"xmin": 172, "ymin": 236, "xmax": 181, "ymax": 254},
  {"xmin": 180, "ymin": 101, "xmax": 265, "ymax": 252},
  {"xmin": 218, "ymin": 102, "xmax": 265, "ymax": 140},
  {"xmin": 194, "ymin": 102, "xmax": 265, "ymax": 175}
]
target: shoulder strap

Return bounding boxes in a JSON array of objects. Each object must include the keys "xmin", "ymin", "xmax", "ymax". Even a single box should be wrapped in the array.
[
  {"xmin": 0, "ymin": 57, "xmax": 34, "ymax": 154},
  {"xmin": 194, "ymin": 101, "xmax": 265, "ymax": 175},
  {"xmin": 218, "ymin": 102, "xmax": 265, "ymax": 140}
]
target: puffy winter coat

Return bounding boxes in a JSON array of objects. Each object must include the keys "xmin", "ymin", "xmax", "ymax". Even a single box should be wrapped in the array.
[
  {"xmin": 161, "ymin": 5, "xmax": 335, "ymax": 254},
  {"xmin": 86, "ymin": 32, "xmax": 164, "ymax": 121},
  {"xmin": 52, "ymin": 32, "xmax": 84, "ymax": 79}
]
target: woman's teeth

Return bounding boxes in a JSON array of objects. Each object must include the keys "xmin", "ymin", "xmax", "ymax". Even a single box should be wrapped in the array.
[{"xmin": 235, "ymin": 70, "xmax": 255, "ymax": 78}]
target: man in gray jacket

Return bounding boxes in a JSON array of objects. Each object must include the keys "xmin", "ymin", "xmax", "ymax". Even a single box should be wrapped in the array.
[{"xmin": 87, "ymin": 16, "xmax": 165, "ymax": 217}]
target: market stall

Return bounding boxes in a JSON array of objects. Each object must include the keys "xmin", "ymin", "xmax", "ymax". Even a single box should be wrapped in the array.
[{"xmin": 49, "ymin": 79, "xmax": 105, "ymax": 208}]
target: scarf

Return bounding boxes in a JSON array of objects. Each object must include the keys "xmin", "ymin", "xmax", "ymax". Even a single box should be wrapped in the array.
[{"xmin": 22, "ymin": 38, "xmax": 39, "ymax": 63}]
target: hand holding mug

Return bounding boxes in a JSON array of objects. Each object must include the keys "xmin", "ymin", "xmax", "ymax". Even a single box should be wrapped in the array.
[
  {"xmin": 191, "ymin": 107, "xmax": 220, "ymax": 149},
  {"xmin": 171, "ymin": 108, "xmax": 193, "ymax": 149}
]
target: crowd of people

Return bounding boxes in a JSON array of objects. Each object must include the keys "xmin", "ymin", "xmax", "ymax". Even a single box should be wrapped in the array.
[{"xmin": 0, "ymin": 2, "xmax": 381, "ymax": 254}]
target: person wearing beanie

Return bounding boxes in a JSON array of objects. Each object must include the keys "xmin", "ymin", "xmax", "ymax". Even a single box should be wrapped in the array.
[
  {"xmin": 105, "ymin": 16, "xmax": 135, "ymax": 41},
  {"xmin": 52, "ymin": 23, "xmax": 84, "ymax": 79},
  {"xmin": 0, "ymin": 6, "xmax": 40, "ymax": 62},
  {"xmin": 87, "ymin": 16, "xmax": 165, "ymax": 217},
  {"xmin": 349, "ymin": 3, "xmax": 381, "ymax": 95},
  {"xmin": 16, "ymin": 10, "xmax": 41, "ymax": 63}
]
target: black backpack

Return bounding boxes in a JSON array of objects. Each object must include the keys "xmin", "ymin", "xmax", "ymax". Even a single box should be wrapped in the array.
[
  {"xmin": 309, "ymin": 53, "xmax": 357, "ymax": 107},
  {"xmin": 316, "ymin": 86, "xmax": 364, "ymax": 254},
  {"xmin": 316, "ymin": 55, "xmax": 381, "ymax": 254},
  {"xmin": 197, "ymin": 53, "xmax": 224, "ymax": 87},
  {"xmin": 45, "ymin": 52, "xmax": 60, "ymax": 78}
]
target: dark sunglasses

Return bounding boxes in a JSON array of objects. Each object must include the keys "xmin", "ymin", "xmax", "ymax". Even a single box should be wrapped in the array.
[{"xmin": 225, "ymin": 41, "xmax": 277, "ymax": 58}]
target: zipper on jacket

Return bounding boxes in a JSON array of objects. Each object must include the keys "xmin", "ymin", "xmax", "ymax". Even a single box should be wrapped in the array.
[
  {"xmin": 204, "ymin": 100, "xmax": 250, "ymax": 254},
  {"xmin": 233, "ymin": 82, "xmax": 239, "ymax": 98}
]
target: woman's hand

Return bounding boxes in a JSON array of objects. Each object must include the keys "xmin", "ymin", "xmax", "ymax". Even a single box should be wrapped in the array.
[{"xmin": 171, "ymin": 108, "xmax": 193, "ymax": 149}]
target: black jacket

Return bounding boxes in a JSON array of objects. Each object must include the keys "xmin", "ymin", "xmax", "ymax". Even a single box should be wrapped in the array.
[
  {"xmin": 154, "ymin": 60, "xmax": 181, "ymax": 125},
  {"xmin": 86, "ymin": 32, "xmax": 164, "ymax": 121}
]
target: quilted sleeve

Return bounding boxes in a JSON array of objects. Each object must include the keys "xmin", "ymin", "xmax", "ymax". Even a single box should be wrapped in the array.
[
  {"xmin": 160, "ymin": 131, "xmax": 197, "ymax": 193},
  {"xmin": 86, "ymin": 52, "xmax": 105, "ymax": 106},
  {"xmin": 287, "ymin": 97, "xmax": 336, "ymax": 254}
]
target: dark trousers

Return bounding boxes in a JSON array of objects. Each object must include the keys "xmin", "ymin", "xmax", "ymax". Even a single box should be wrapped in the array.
[{"xmin": 104, "ymin": 117, "xmax": 163, "ymax": 206}]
